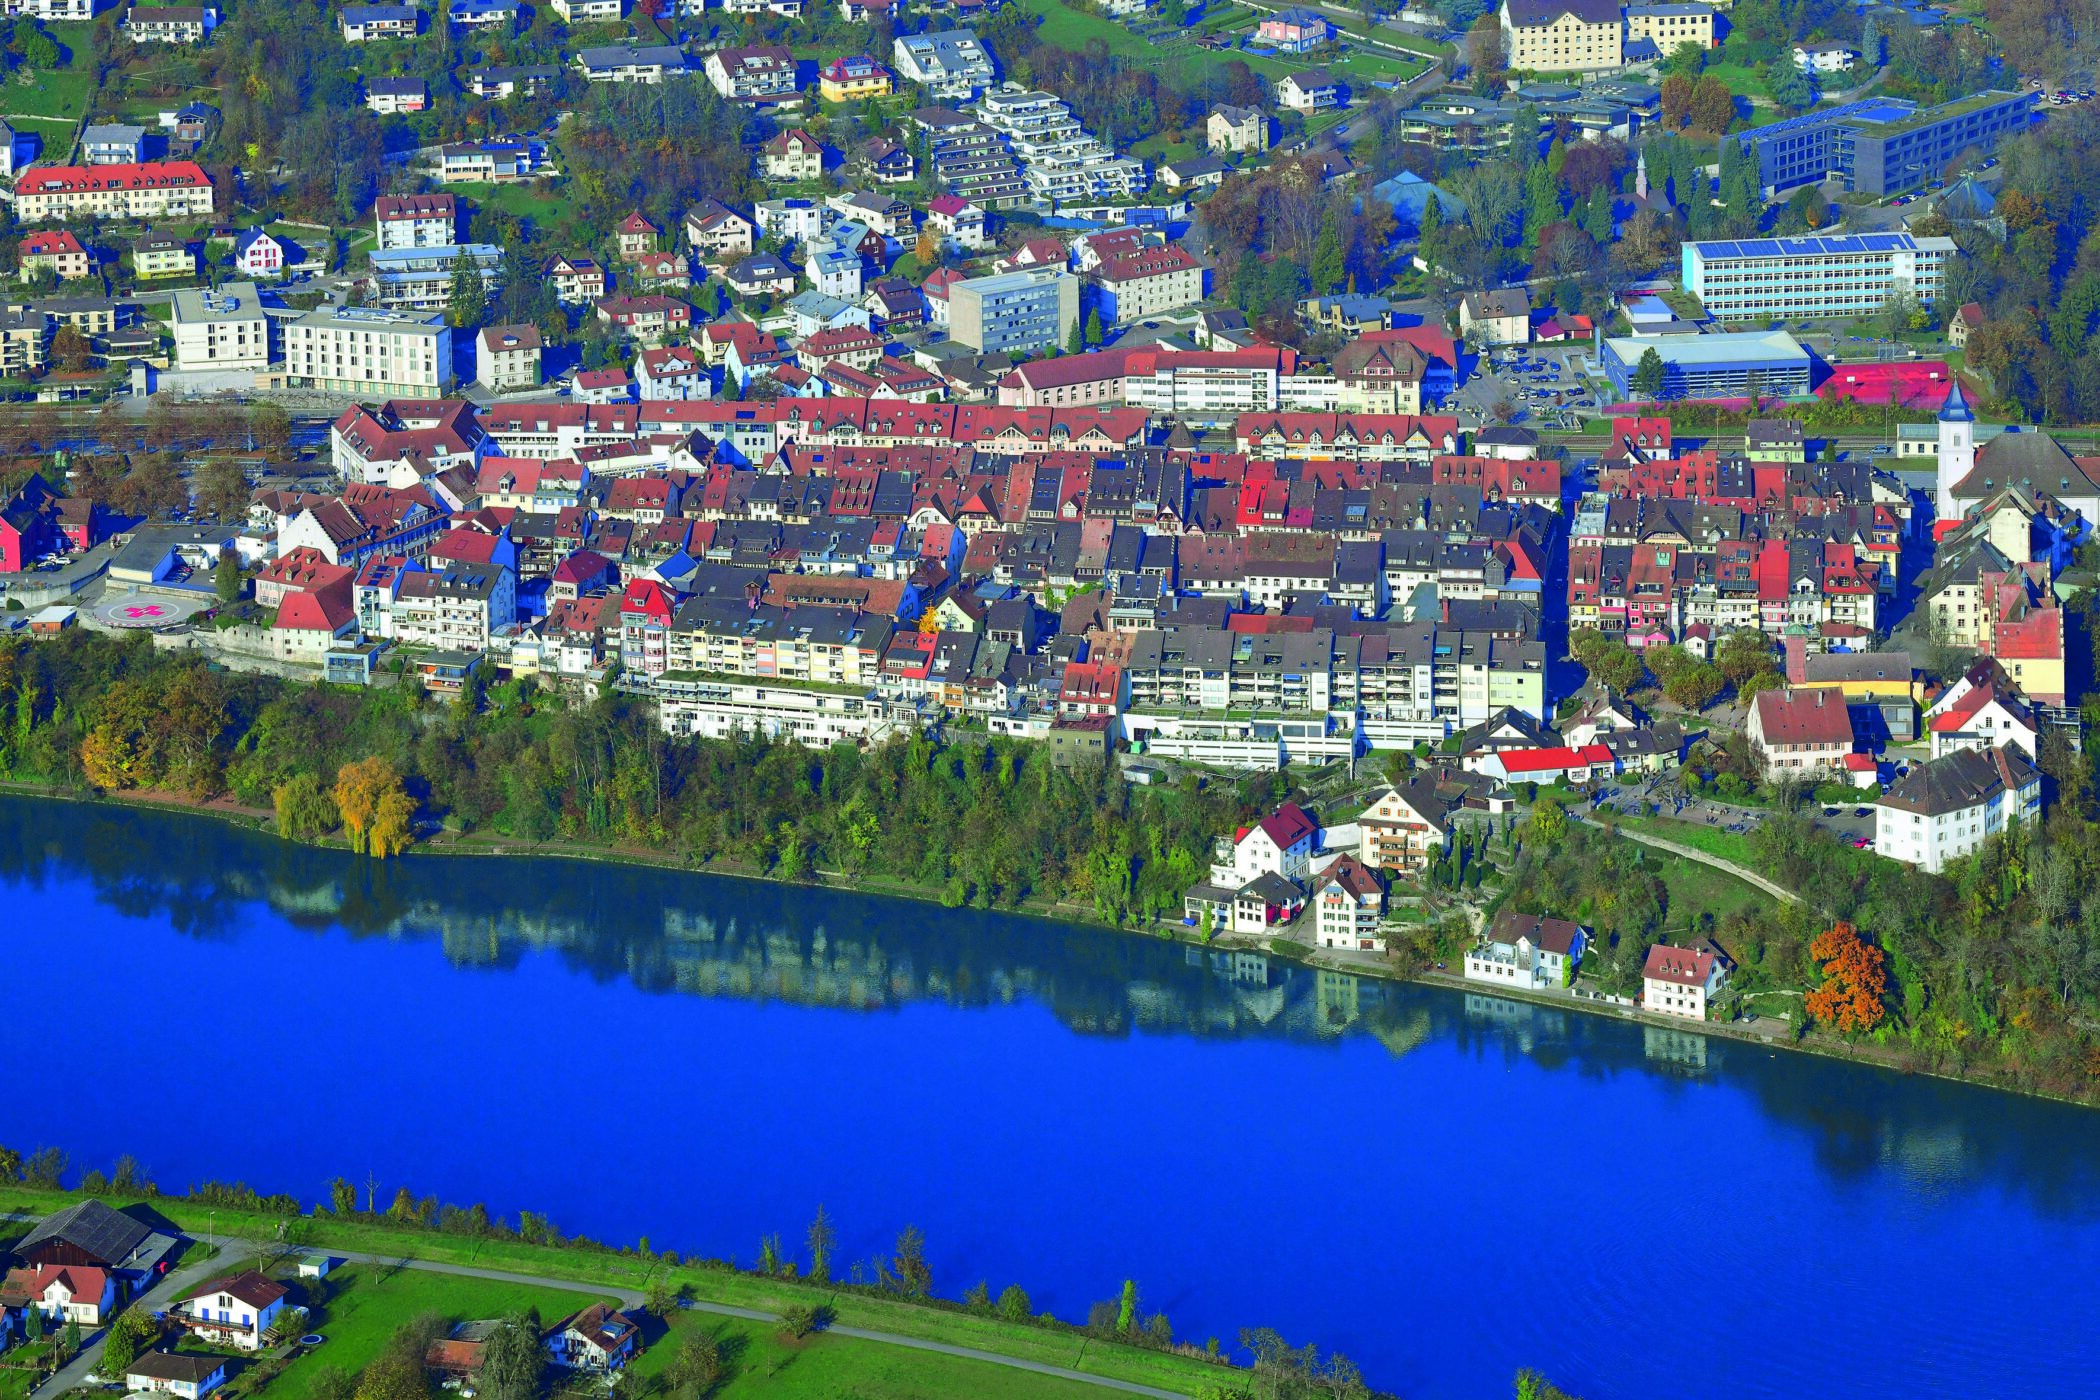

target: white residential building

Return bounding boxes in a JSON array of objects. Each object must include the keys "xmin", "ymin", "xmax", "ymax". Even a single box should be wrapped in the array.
[
  {"xmin": 1312, "ymin": 855, "xmax": 1385, "ymax": 952},
  {"xmin": 177, "ymin": 1273, "xmax": 288, "ymax": 1350},
  {"xmin": 1464, "ymin": 910, "xmax": 1586, "ymax": 990},
  {"xmin": 283, "ymin": 305, "xmax": 453, "ymax": 396},
  {"xmin": 1874, "ymin": 744, "xmax": 2042, "ymax": 873},
  {"xmin": 892, "ymin": 30, "xmax": 996, "ymax": 99},
  {"xmin": 1643, "ymin": 943, "xmax": 1727, "ymax": 1020},
  {"xmin": 168, "ymin": 282, "xmax": 271, "ymax": 371},
  {"xmin": 477, "ymin": 324, "xmax": 542, "ymax": 392}
]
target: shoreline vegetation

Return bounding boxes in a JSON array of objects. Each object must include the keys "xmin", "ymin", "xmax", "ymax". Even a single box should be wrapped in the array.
[
  {"xmin": 7, "ymin": 631, "xmax": 2100, "ymax": 1113},
  {"xmin": 0, "ymin": 1170, "xmax": 1374, "ymax": 1400}
]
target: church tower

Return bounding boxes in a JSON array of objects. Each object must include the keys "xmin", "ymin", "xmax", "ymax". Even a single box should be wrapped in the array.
[{"xmin": 1936, "ymin": 378, "xmax": 1975, "ymax": 524}]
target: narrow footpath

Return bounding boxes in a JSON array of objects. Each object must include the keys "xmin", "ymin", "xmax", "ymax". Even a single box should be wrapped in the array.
[
  {"xmin": 27, "ymin": 1234, "xmax": 1188, "ymax": 1400},
  {"xmin": 1584, "ymin": 819, "xmax": 1804, "ymax": 906}
]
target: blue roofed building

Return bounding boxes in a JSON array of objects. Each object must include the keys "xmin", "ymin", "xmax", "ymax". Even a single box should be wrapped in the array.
[
  {"xmin": 1368, "ymin": 170, "xmax": 1468, "ymax": 233},
  {"xmin": 1728, "ymin": 89, "xmax": 2038, "ymax": 196}
]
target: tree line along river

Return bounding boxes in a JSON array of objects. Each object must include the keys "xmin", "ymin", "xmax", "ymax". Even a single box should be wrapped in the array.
[{"xmin": 4, "ymin": 794, "xmax": 2098, "ymax": 1399}]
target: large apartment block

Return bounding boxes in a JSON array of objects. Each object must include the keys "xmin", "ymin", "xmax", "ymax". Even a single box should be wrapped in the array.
[
  {"xmin": 13, "ymin": 161, "xmax": 214, "ymax": 222},
  {"xmin": 973, "ymin": 84, "xmax": 1147, "ymax": 204},
  {"xmin": 1499, "ymin": 0, "xmax": 1622, "ymax": 73},
  {"xmin": 284, "ymin": 304, "xmax": 454, "ymax": 396},
  {"xmin": 947, "ymin": 267, "xmax": 1079, "ymax": 355},
  {"xmin": 1683, "ymin": 233, "xmax": 1957, "ymax": 320},
  {"xmin": 1730, "ymin": 90, "xmax": 2037, "ymax": 196}
]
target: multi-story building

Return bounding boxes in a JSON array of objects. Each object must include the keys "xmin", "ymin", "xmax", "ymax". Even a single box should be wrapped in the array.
[
  {"xmin": 1208, "ymin": 104, "xmax": 1268, "ymax": 154},
  {"xmin": 168, "ymin": 282, "xmax": 271, "ymax": 371},
  {"xmin": 974, "ymin": 85, "xmax": 1147, "ymax": 204},
  {"xmin": 477, "ymin": 324, "xmax": 541, "ymax": 392},
  {"xmin": 917, "ymin": 112, "xmax": 1029, "ymax": 208},
  {"xmin": 390, "ymin": 565, "xmax": 517, "ymax": 651},
  {"xmin": 1465, "ymin": 911, "xmax": 1586, "ymax": 990},
  {"xmin": 0, "ymin": 308, "xmax": 50, "ymax": 377},
  {"xmin": 1728, "ymin": 90, "xmax": 2038, "ymax": 197},
  {"xmin": 374, "ymin": 193, "xmax": 456, "ymax": 250},
  {"xmin": 364, "ymin": 76, "xmax": 428, "ymax": 113},
  {"xmin": 133, "ymin": 232, "xmax": 195, "ymax": 279},
  {"xmin": 947, "ymin": 267, "xmax": 1079, "ymax": 355},
  {"xmin": 20, "ymin": 231, "xmax": 90, "ymax": 281},
  {"xmin": 1499, "ymin": 0, "xmax": 1623, "ymax": 73},
  {"xmin": 339, "ymin": 3, "xmax": 418, "ymax": 39},
  {"xmin": 13, "ymin": 161, "xmax": 213, "ymax": 223},
  {"xmin": 703, "ymin": 44, "xmax": 800, "ymax": 104},
  {"xmin": 761, "ymin": 128, "xmax": 825, "ymax": 181},
  {"xmin": 83, "ymin": 124, "xmax": 147, "ymax": 164},
  {"xmin": 466, "ymin": 65, "xmax": 557, "ymax": 98},
  {"xmin": 575, "ymin": 44, "xmax": 684, "ymax": 83},
  {"xmin": 123, "ymin": 4, "xmax": 217, "ymax": 40},
  {"xmin": 1091, "ymin": 243, "xmax": 1205, "ymax": 323},
  {"xmin": 1313, "ymin": 856, "xmax": 1385, "ymax": 952},
  {"xmin": 1874, "ymin": 744, "xmax": 2041, "ymax": 873},
  {"xmin": 1256, "ymin": 7, "xmax": 1336, "ymax": 51},
  {"xmin": 366, "ymin": 243, "xmax": 502, "ymax": 312},
  {"xmin": 893, "ymin": 30, "xmax": 996, "ymax": 100},
  {"xmin": 551, "ymin": 0, "xmax": 621, "ymax": 17},
  {"xmin": 1746, "ymin": 685, "xmax": 1853, "ymax": 778},
  {"xmin": 283, "ymin": 304, "xmax": 453, "ymax": 396},
  {"xmin": 819, "ymin": 54, "xmax": 892, "ymax": 102},
  {"xmin": 1683, "ymin": 232, "xmax": 1957, "ymax": 320},
  {"xmin": 1643, "ymin": 943, "xmax": 1727, "ymax": 1019},
  {"xmin": 437, "ymin": 141, "xmax": 532, "ymax": 183},
  {"xmin": 1623, "ymin": 3, "xmax": 1715, "ymax": 56}
]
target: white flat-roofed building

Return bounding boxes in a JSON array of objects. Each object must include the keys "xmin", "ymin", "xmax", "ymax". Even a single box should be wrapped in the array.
[
  {"xmin": 284, "ymin": 304, "xmax": 453, "ymax": 395},
  {"xmin": 893, "ymin": 29, "xmax": 995, "ymax": 99},
  {"xmin": 1682, "ymin": 233, "xmax": 1958, "ymax": 321},
  {"xmin": 168, "ymin": 281, "xmax": 271, "ymax": 371}
]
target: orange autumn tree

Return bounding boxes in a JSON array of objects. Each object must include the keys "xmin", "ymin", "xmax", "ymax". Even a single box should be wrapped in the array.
[{"xmin": 1805, "ymin": 921, "xmax": 1888, "ymax": 1034}]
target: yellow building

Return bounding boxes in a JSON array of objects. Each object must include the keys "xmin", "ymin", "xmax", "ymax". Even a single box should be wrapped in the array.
[
  {"xmin": 1500, "ymin": 0, "xmax": 1623, "ymax": 72},
  {"xmin": 1624, "ymin": 2, "xmax": 1716, "ymax": 54},
  {"xmin": 819, "ymin": 55, "xmax": 893, "ymax": 102}
]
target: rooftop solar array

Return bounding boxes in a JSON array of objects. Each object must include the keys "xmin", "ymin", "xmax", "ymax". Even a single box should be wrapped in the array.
[{"xmin": 1690, "ymin": 233, "xmax": 1920, "ymax": 258}]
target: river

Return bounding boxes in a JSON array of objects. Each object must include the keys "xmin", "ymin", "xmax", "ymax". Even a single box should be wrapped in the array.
[{"xmin": 5, "ymin": 795, "xmax": 2098, "ymax": 1399}]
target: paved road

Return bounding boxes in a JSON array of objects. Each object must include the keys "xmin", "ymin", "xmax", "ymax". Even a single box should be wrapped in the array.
[{"xmin": 24, "ymin": 1233, "xmax": 1190, "ymax": 1400}]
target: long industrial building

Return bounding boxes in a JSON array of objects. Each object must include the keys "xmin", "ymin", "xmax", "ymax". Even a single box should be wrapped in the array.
[
  {"xmin": 1682, "ymin": 233, "xmax": 1957, "ymax": 320},
  {"xmin": 1729, "ymin": 90, "xmax": 2037, "ymax": 196},
  {"xmin": 1599, "ymin": 329, "xmax": 1814, "ymax": 401}
]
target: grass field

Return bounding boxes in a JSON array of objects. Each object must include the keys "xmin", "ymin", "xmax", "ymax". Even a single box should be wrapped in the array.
[
  {"xmin": 253, "ymin": 1264, "xmax": 614, "ymax": 1400},
  {"xmin": 635, "ymin": 1311, "xmax": 1165, "ymax": 1399},
  {"xmin": 0, "ymin": 1191, "xmax": 1232, "ymax": 1398},
  {"xmin": 0, "ymin": 66, "xmax": 93, "ymax": 122},
  {"xmin": 1608, "ymin": 813, "xmax": 1761, "ymax": 868}
]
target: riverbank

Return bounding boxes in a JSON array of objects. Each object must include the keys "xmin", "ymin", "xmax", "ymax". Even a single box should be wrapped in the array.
[
  {"xmin": 0, "ymin": 1186, "xmax": 1237, "ymax": 1399},
  {"xmin": 11, "ymin": 778, "xmax": 2089, "ymax": 1110}
]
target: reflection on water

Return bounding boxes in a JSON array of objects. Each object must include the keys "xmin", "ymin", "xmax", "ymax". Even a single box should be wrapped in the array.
[{"xmin": 10, "ymin": 795, "xmax": 2100, "ymax": 1222}]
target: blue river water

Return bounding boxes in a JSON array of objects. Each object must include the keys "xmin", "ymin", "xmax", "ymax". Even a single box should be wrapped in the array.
[{"xmin": 6, "ymin": 794, "xmax": 2100, "ymax": 1398}]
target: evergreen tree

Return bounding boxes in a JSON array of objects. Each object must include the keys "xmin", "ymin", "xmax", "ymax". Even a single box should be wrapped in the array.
[
  {"xmin": 1418, "ymin": 193, "xmax": 1446, "ymax": 271},
  {"xmin": 1082, "ymin": 307, "xmax": 1102, "ymax": 349},
  {"xmin": 1524, "ymin": 163, "xmax": 1561, "ymax": 249},
  {"xmin": 1310, "ymin": 213, "xmax": 1345, "ymax": 294},
  {"xmin": 1509, "ymin": 103, "xmax": 1541, "ymax": 168},
  {"xmin": 1581, "ymin": 185, "xmax": 1613, "ymax": 241},
  {"xmin": 1630, "ymin": 345, "xmax": 1667, "ymax": 398},
  {"xmin": 447, "ymin": 252, "xmax": 487, "ymax": 329}
]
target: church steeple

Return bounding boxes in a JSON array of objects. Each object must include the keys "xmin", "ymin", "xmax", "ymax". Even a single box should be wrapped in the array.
[
  {"xmin": 1938, "ymin": 376, "xmax": 1973, "ymax": 423},
  {"xmin": 1936, "ymin": 378, "xmax": 1977, "ymax": 523}
]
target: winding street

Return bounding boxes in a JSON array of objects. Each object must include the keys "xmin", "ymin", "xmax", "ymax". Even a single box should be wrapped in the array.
[{"xmin": 22, "ymin": 1233, "xmax": 1188, "ymax": 1400}]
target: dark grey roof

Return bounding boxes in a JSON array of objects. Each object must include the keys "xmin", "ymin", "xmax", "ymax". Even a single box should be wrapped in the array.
[
  {"xmin": 1878, "ymin": 744, "xmax": 2037, "ymax": 818},
  {"xmin": 1502, "ymin": 0, "xmax": 1619, "ymax": 24},
  {"xmin": 14, "ymin": 1200, "xmax": 157, "ymax": 1268}
]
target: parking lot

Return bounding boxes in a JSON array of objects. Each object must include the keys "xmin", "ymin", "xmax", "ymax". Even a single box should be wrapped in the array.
[
  {"xmin": 1582, "ymin": 774, "xmax": 1886, "ymax": 852},
  {"xmin": 1452, "ymin": 341, "xmax": 1605, "ymax": 433}
]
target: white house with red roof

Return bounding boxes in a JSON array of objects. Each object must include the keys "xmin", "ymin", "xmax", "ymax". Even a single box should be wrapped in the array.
[
  {"xmin": 1312, "ymin": 853, "xmax": 1385, "ymax": 951},
  {"xmin": 272, "ymin": 577, "xmax": 358, "ymax": 663},
  {"xmin": 428, "ymin": 524, "xmax": 519, "ymax": 574},
  {"xmin": 924, "ymin": 194, "xmax": 987, "ymax": 251},
  {"xmin": 1746, "ymin": 686, "xmax": 1854, "ymax": 779},
  {"xmin": 635, "ymin": 345, "xmax": 710, "ymax": 401},
  {"xmin": 2, "ymin": 1266, "xmax": 114, "ymax": 1325},
  {"xmin": 1469, "ymin": 743, "xmax": 1615, "ymax": 787},
  {"xmin": 1642, "ymin": 943, "xmax": 1727, "ymax": 1020},
  {"xmin": 19, "ymin": 230, "xmax": 90, "ymax": 280},
  {"xmin": 922, "ymin": 266, "xmax": 964, "ymax": 327},
  {"xmin": 254, "ymin": 546, "xmax": 353, "ymax": 608},
  {"xmin": 1221, "ymin": 801, "xmax": 1319, "ymax": 885},
  {"xmin": 573, "ymin": 368, "xmax": 635, "ymax": 404},
  {"xmin": 549, "ymin": 549, "xmax": 617, "ymax": 602},
  {"xmin": 176, "ymin": 1271, "xmax": 288, "ymax": 1348},
  {"xmin": 1466, "ymin": 910, "xmax": 1587, "ymax": 990},
  {"xmin": 1924, "ymin": 660, "xmax": 2038, "ymax": 760}
]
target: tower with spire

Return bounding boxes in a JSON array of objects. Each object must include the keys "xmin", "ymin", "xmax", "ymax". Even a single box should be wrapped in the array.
[
  {"xmin": 1935, "ymin": 378, "xmax": 1975, "ymax": 523},
  {"xmin": 1635, "ymin": 151, "xmax": 1649, "ymax": 204}
]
